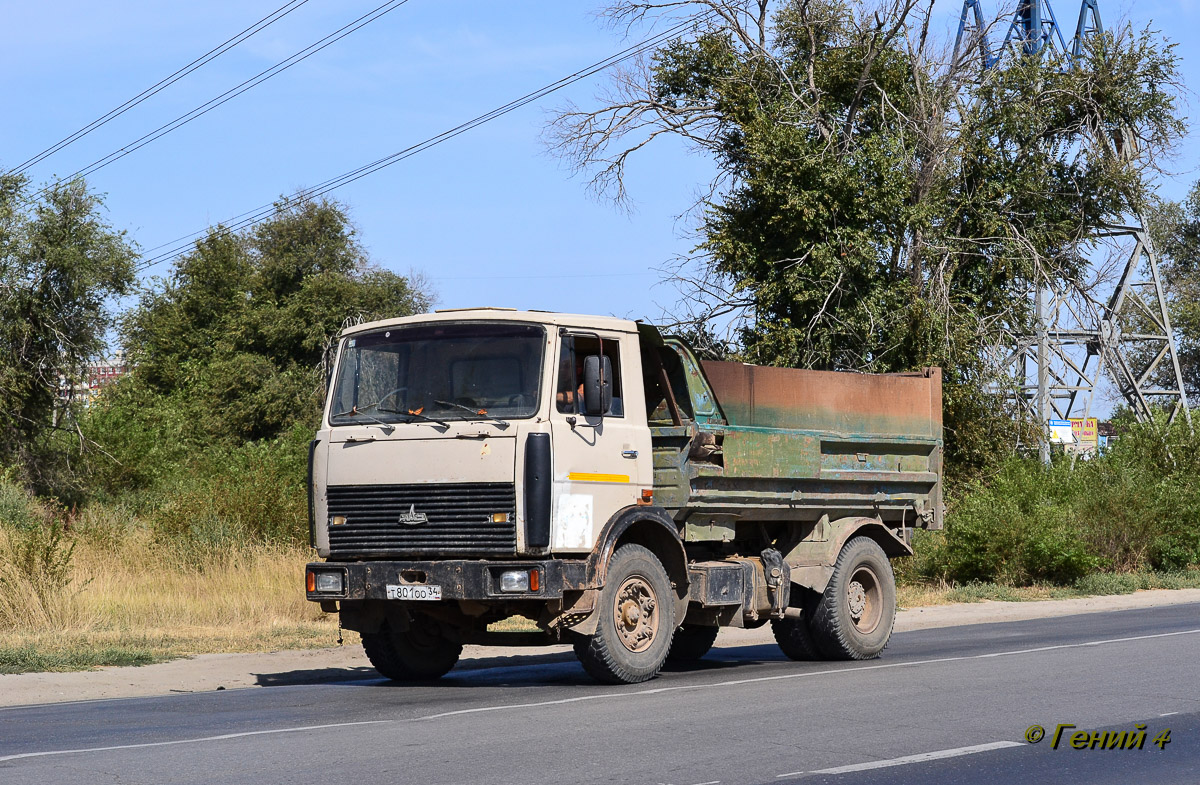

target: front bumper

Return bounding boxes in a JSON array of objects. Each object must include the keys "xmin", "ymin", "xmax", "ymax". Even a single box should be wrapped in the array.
[{"xmin": 305, "ymin": 559, "xmax": 590, "ymax": 603}]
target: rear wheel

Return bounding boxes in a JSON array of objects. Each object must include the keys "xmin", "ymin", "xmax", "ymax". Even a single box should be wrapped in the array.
[
  {"xmin": 667, "ymin": 624, "xmax": 719, "ymax": 662},
  {"xmin": 808, "ymin": 537, "xmax": 896, "ymax": 660},
  {"xmin": 574, "ymin": 544, "xmax": 675, "ymax": 684},
  {"xmin": 361, "ymin": 614, "xmax": 463, "ymax": 681},
  {"xmin": 772, "ymin": 584, "xmax": 823, "ymax": 660},
  {"xmin": 771, "ymin": 616, "xmax": 822, "ymax": 660}
]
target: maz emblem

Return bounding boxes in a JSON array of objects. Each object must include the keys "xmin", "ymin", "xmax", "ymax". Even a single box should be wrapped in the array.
[{"xmin": 398, "ymin": 504, "xmax": 429, "ymax": 526}]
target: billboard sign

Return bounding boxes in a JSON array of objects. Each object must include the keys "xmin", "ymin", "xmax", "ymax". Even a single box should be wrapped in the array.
[
  {"xmin": 1070, "ymin": 418, "xmax": 1099, "ymax": 450},
  {"xmin": 1048, "ymin": 419, "xmax": 1075, "ymax": 444}
]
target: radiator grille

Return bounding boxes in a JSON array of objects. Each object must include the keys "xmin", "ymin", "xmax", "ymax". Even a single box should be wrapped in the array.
[{"xmin": 326, "ymin": 483, "xmax": 517, "ymax": 557}]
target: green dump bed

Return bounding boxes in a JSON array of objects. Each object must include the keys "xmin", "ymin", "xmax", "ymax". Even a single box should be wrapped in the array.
[{"xmin": 659, "ymin": 350, "xmax": 943, "ymax": 531}]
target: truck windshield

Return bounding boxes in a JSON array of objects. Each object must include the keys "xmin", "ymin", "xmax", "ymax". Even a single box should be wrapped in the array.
[{"xmin": 329, "ymin": 322, "xmax": 545, "ymax": 425}]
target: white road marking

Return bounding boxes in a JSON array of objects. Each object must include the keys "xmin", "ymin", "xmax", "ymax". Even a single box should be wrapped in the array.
[
  {"xmin": 416, "ymin": 627, "xmax": 1200, "ymax": 720},
  {"xmin": 4, "ymin": 627, "xmax": 1198, "ymax": 763},
  {"xmin": 1160, "ymin": 711, "xmax": 1180, "ymax": 717},
  {"xmin": 0, "ymin": 720, "xmax": 390, "ymax": 763},
  {"xmin": 776, "ymin": 742, "xmax": 1024, "ymax": 777}
]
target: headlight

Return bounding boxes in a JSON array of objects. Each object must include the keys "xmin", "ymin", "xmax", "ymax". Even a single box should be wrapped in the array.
[
  {"xmin": 499, "ymin": 570, "xmax": 530, "ymax": 592},
  {"xmin": 314, "ymin": 572, "xmax": 343, "ymax": 593}
]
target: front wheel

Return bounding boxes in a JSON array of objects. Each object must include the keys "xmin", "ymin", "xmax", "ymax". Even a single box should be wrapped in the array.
[
  {"xmin": 360, "ymin": 614, "xmax": 463, "ymax": 681},
  {"xmin": 808, "ymin": 537, "xmax": 896, "ymax": 660},
  {"xmin": 574, "ymin": 544, "xmax": 676, "ymax": 684}
]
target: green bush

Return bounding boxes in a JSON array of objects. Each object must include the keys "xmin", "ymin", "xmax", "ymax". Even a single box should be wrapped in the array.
[
  {"xmin": 1072, "ymin": 572, "xmax": 1142, "ymax": 595},
  {"xmin": 77, "ymin": 385, "xmax": 196, "ymax": 498},
  {"xmin": 147, "ymin": 424, "xmax": 310, "ymax": 566},
  {"xmin": 0, "ymin": 477, "xmax": 44, "ymax": 530},
  {"xmin": 914, "ymin": 418, "xmax": 1200, "ymax": 586},
  {"xmin": 1148, "ymin": 532, "xmax": 1200, "ymax": 572}
]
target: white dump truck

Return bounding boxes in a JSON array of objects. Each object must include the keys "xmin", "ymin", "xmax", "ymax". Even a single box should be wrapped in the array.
[{"xmin": 305, "ymin": 309, "xmax": 943, "ymax": 684}]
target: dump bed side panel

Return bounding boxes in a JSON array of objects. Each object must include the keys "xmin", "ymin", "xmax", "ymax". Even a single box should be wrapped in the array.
[
  {"xmin": 700, "ymin": 362, "xmax": 941, "ymax": 437},
  {"xmin": 693, "ymin": 361, "xmax": 944, "ymax": 529}
]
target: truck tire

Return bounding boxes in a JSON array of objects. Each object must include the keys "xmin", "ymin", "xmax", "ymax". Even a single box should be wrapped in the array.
[
  {"xmin": 771, "ymin": 616, "xmax": 823, "ymax": 660},
  {"xmin": 667, "ymin": 624, "xmax": 719, "ymax": 662},
  {"xmin": 574, "ymin": 544, "xmax": 676, "ymax": 684},
  {"xmin": 808, "ymin": 537, "xmax": 896, "ymax": 660},
  {"xmin": 361, "ymin": 614, "xmax": 463, "ymax": 681},
  {"xmin": 771, "ymin": 585, "xmax": 822, "ymax": 660}
]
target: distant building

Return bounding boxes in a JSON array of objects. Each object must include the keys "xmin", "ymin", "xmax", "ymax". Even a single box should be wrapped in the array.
[
  {"xmin": 86, "ymin": 351, "xmax": 129, "ymax": 397},
  {"xmin": 58, "ymin": 351, "xmax": 130, "ymax": 405}
]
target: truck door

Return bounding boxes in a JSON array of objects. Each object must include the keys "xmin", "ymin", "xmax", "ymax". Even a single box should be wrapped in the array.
[{"xmin": 549, "ymin": 332, "xmax": 650, "ymax": 553}]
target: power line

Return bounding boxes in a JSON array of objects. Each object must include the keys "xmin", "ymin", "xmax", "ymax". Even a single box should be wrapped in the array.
[
  {"xmin": 32, "ymin": 0, "xmax": 414, "ymax": 200},
  {"xmin": 432, "ymin": 273, "xmax": 655, "ymax": 280},
  {"xmin": 6, "ymin": 0, "xmax": 313, "ymax": 176},
  {"xmin": 135, "ymin": 16, "xmax": 705, "ymax": 274}
]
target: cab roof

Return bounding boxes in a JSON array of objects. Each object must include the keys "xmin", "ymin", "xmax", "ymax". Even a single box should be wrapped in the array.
[{"xmin": 341, "ymin": 308, "xmax": 642, "ymax": 337}]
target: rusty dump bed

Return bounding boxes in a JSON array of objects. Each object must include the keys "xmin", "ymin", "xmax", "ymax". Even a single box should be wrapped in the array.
[
  {"xmin": 701, "ymin": 363, "xmax": 942, "ymax": 437},
  {"xmin": 685, "ymin": 362, "xmax": 943, "ymax": 529}
]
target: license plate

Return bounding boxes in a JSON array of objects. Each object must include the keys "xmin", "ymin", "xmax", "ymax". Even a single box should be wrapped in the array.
[{"xmin": 385, "ymin": 584, "xmax": 442, "ymax": 601}]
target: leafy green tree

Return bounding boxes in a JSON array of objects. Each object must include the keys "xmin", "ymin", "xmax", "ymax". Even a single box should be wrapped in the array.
[
  {"xmin": 115, "ymin": 196, "xmax": 431, "ymax": 448},
  {"xmin": 0, "ymin": 174, "xmax": 136, "ymax": 494},
  {"xmin": 549, "ymin": 0, "xmax": 1184, "ymax": 476}
]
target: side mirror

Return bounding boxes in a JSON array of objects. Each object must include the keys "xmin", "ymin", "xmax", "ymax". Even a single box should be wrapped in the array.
[{"xmin": 583, "ymin": 355, "xmax": 612, "ymax": 416}]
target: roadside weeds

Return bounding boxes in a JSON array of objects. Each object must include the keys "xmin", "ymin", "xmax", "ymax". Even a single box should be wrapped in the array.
[{"xmin": 2, "ymin": 546, "xmax": 1198, "ymax": 675}]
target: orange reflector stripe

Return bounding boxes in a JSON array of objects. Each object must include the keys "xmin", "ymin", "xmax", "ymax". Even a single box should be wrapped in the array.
[
  {"xmin": 305, "ymin": 571, "xmax": 315, "ymax": 592},
  {"xmin": 567, "ymin": 472, "xmax": 630, "ymax": 483},
  {"xmin": 530, "ymin": 570, "xmax": 539, "ymax": 592}
]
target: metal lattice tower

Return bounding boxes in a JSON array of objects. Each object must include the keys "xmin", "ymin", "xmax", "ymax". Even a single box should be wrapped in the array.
[
  {"xmin": 953, "ymin": 0, "xmax": 996, "ymax": 68},
  {"xmin": 1001, "ymin": 0, "xmax": 1068, "ymax": 56},
  {"xmin": 956, "ymin": 0, "xmax": 1191, "ymax": 456}
]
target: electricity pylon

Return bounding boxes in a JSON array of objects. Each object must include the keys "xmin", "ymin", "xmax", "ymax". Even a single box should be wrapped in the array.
[{"xmin": 956, "ymin": 0, "xmax": 1190, "ymax": 460}]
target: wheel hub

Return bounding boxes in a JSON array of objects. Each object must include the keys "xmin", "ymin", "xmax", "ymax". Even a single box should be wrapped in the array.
[
  {"xmin": 847, "ymin": 581, "xmax": 867, "ymax": 619},
  {"xmin": 846, "ymin": 565, "xmax": 882, "ymax": 634},
  {"xmin": 613, "ymin": 576, "xmax": 658, "ymax": 653}
]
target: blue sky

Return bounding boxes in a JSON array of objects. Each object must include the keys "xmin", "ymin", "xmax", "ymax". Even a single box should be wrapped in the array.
[{"xmin": 2, "ymin": 0, "xmax": 1197, "ymax": 326}]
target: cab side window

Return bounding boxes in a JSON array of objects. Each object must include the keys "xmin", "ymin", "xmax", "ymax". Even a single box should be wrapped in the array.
[
  {"xmin": 555, "ymin": 336, "xmax": 623, "ymax": 416},
  {"xmin": 555, "ymin": 341, "xmax": 576, "ymax": 414}
]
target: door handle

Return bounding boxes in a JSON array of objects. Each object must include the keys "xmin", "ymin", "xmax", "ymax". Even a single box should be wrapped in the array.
[{"xmin": 622, "ymin": 450, "xmax": 638, "ymax": 459}]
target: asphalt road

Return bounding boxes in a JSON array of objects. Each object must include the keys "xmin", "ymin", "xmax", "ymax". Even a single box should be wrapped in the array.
[{"xmin": 2, "ymin": 603, "xmax": 1197, "ymax": 785}]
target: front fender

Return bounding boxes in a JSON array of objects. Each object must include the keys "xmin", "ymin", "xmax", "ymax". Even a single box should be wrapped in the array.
[{"xmin": 575, "ymin": 505, "xmax": 689, "ymax": 630}]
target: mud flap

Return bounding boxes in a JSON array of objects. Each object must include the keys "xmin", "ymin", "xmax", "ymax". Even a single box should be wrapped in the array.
[{"xmin": 553, "ymin": 589, "xmax": 601, "ymax": 636}]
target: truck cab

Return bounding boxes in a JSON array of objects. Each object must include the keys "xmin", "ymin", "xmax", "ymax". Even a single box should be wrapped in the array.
[{"xmin": 306, "ymin": 309, "xmax": 943, "ymax": 684}]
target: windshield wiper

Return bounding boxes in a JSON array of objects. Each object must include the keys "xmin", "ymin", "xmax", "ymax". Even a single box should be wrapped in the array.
[
  {"xmin": 377, "ymin": 406, "xmax": 450, "ymax": 427},
  {"xmin": 329, "ymin": 406, "xmax": 395, "ymax": 430},
  {"xmin": 433, "ymin": 400, "xmax": 510, "ymax": 428}
]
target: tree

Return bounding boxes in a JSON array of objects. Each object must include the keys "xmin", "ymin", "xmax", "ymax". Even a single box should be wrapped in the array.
[
  {"xmin": 547, "ymin": 0, "xmax": 1184, "ymax": 474},
  {"xmin": 0, "ymin": 174, "xmax": 136, "ymax": 494},
  {"xmin": 117, "ymin": 196, "xmax": 432, "ymax": 446}
]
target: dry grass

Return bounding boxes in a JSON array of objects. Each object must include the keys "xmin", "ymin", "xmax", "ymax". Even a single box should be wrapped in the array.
[
  {"xmin": 0, "ymin": 528, "xmax": 345, "ymax": 672},
  {"xmin": 71, "ymin": 536, "xmax": 324, "ymax": 630}
]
